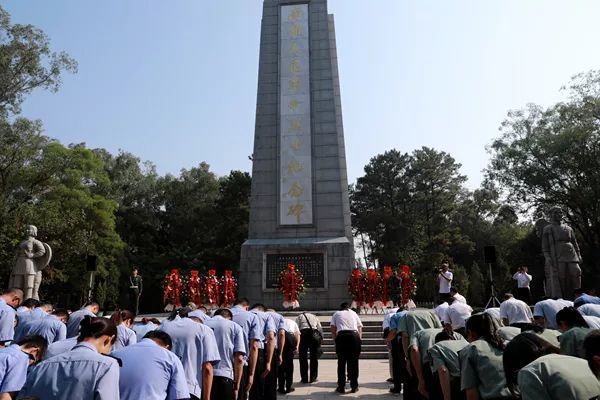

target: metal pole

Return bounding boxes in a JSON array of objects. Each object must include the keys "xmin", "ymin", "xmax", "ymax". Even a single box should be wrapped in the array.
[{"xmin": 87, "ymin": 271, "xmax": 95, "ymax": 302}]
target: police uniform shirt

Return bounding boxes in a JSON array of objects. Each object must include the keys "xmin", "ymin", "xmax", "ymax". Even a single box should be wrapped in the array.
[
  {"xmin": 66, "ymin": 308, "xmax": 96, "ymax": 338},
  {"xmin": 528, "ymin": 328, "xmax": 561, "ymax": 348},
  {"xmin": 499, "ymin": 297, "xmax": 533, "ymax": 325},
  {"xmin": 444, "ymin": 302, "xmax": 473, "ymax": 330},
  {"xmin": 388, "ymin": 311, "xmax": 407, "ymax": 332},
  {"xmin": 428, "ymin": 337, "xmax": 469, "ymax": 377},
  {"xmin": 533, "ymin": 299, "xmax": 573, "ymax": 329},
  {"xmin": 559, "ymin": 327, "xmax": 594, "ymax": 358},
  {"xmin": 112, "ymin": 323, "xmax": 137, "ymax": 351},
  {"xmin": 283, "ymin": 319, "xmax": 299, "ymax": 334},
  {"xmin": 112, "ymin": 338, "xmax": 190, "ymax": 400},
  {"xmin": 159, "ymin": 317, "xmax": 221, "ymax": 398},
  {"xmin": 0, "ymin": 299, "xmax": 17, "ymax": 343},
  {"xmin": 230, "ymin": 306, "xmax": 264, "ymax": 361},
  {"xmin": 578, "ymin": 303, "xmax": 600, "ymax": 318},
  {"xmin": 189, "ymin": 310, "xmax": 210, "ymax": 323},
  {"xmin": 583, "ymin": 315, "xmax": 600, "ymax": 329},
  {"xmin": 43, "ymin": 337, "xmax": 78, "ymax": 360},
  {"xmin": 397, "ymin": 310, "xmax": 442, "ymax": 337},
  {"xmin": 267, "ymin": 311, "xmax": 286, "ymax": 350},
  {"xmin": 434, "ymin": 303, "xmax": 449, "ymax": 322},
  {"xmin": 518, "ymin": 354, "xmax": 600, "ymax": 400},
  {"xmin": 330, "ymin": 309, "xmax": 363, "ymax": 332},
  {"xmin": 460, "ymin": 339, "xmax": 511, "ymax": 399},
  {"xmin": 484, "ymin": 308, "xmax": 501, "ymax": 323},
  {"xmin": 21, "ymin": 315, "xmax": 66, "ymax": 344},
  {"xmin": 382, "ymin": 308, "xmax": 399, "ymax": 330},
  {"xmin": 15, "ymin": 308, "xmax": 48, "ymax": 342},
  {"xmin": 204, "ymin": 315, "xmax": 246, "ymax": 380},
  {"xmin": 497, "ymin": 326, "xmax": 521, "ymax": 344},
  {"xmin": 453, "ymin": 293, "xmax": 467, "ymax": 304},
  {"xmin": 0, "ymin": 344, "xmax": 30, "ymax": 393},
  {"xmin": 250, "ymin": 310, "xmax": 276, "ymax": 350},
  {"xmin": 409, "ymin": 328, "xmax": 443, "ymax": 365},
  {"xmin": 132, "ymin": 322, "xmax": 159, "ymax": 342},
  {"xmin": 574, "ymin": 293, "xmax": 600, "ymax": 307},
  {"xmin": 19, "ymin": 342, "xmax": 120, "ymax": 400}
]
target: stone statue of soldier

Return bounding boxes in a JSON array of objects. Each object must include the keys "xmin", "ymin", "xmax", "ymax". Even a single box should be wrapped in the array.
[
  {"xmin": 9, "ymin": 225, "xmax": 52, "ymax": 300},
  {"xmin": 541, "ymin": 207, "xmax": 582, "ymax": 299}
]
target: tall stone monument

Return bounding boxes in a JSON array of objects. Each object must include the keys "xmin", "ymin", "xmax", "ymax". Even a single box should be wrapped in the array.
[{"xmin": 239, "ymin": 0, "xmax": 354, "ymax": 309}]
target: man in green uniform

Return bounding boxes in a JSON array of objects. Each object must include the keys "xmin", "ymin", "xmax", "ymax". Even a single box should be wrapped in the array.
[{"xmin": 428, "ymin": 335, "xmax": 469, "ymax": 400}]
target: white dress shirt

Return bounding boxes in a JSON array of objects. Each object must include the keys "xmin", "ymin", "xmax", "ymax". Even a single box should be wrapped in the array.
[
  {"xmin": 513, "ymin": 272, "xmax": 532, "ymax": 288},
  {"xmin": 438, "ymin": 271, "xmax": 453, "ymax": 294},
  {"xmin": 500, "ymin": 297, "xmax": 533, "ymax": 324},
  {"xmin": 434, "ymin": 302, "xmax": 449, "ymax": 322},
  {"xmin": 330, "ymin": 309, "xmax": 363, "ymax": 332},
  {"xmin": 444, "ymin": 302, "xmax": 473, "ymax": 330},
  {"xmin": 452, "ymin": 293, "xmax": 467, "ymax": 304}
]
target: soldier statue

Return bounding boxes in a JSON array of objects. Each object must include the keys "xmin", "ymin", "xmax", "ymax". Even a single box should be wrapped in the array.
[
  {"xmin": 541, "ymin": 207, "xmax": 582, "ymax": 299},
  {"xmin": 10, "ymin": 225, "xmax": 52, "ymax": 300}
]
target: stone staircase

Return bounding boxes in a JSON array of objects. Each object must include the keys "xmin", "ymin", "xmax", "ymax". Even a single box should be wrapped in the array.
[{"xmin": 281, "ymin": 311, "xmax": 388, "ymax": 360}]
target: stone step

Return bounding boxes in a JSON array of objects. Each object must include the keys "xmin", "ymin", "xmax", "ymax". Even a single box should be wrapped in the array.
[
  {"xmin": 322, "ymin": 331, "xmax": 382, "ymax": 339},
  {"xmin": 321, "ymin": 344, "xmax": 388, "ymax": 352},
  {"xmin": 320, "ymin": 352, "xmax": 389, "ymax": 360}
]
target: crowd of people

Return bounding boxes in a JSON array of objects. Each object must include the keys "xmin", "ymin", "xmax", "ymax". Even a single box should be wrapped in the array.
[
  {"xmin": 0, "ymin": 289, "xmax": 326, "ymax": 400},
  {"xmin": 382, "ymin": 286, "xmax": 600, "ymax": 399}
]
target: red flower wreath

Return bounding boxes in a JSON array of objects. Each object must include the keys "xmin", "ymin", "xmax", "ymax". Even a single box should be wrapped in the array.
[
  {"xmin": 220, "ymin": 270, "xmax": 237, "ymax": 307},
  {"xmin": 277, "ymin": 264, "xmax": 305, "ymax": 309}
]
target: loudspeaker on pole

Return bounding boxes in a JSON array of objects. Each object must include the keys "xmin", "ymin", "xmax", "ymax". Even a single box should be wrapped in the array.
[{"xmin": 484, "ymin": 246, "xmax": 497, "ymax": 264}]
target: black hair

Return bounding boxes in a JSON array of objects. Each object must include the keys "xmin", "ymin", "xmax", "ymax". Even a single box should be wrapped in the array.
[
  {"xmin": 78, "ymin": 316, "xmax": 117, "ymax": 343},
  {"xmin": 234, "ymin": 298, "xmax": 250, "ymax": 306},
  {"xmin": 450, "ymin": 287, "xmax": 459, "ymax": 294},
  {"xmin": 215, "ymin": 308, "xmax": 233, "ymax": 319},
  {"xmin": 250, "ymin": 303, "xmax": 266, "ymax": 311},
  {"xmin": 141, "ymin": 317, "xmax": 161, "ymax": 325},
  {"xmin": 168, "ymin": 307, "xmax": 191, "ymax": 321},
  {"xmin": 198, "ymin": 306, "xmax": 208, "ymax": 313},
  {"xmin": 465, "ymin": 312, "xmax": 505, "ymax": 350},
  {"xmin": 574, "ymin": 288, "xmax": 585, "ymax": 296},
  {"xmin": 584, "ymin": 330, "xmax": 600, "ymax": 376},
  {"xmin": 110, "ymin": 309, "xmax": 136, "ymax": 326},
  {"xmin": 555, "ymin": 307, "xmax": 589, "ymax": 329},
  {"xmin": 17, "ymin": 335, "xmax": 48, "ymax": 361},
  {"xmin": 434, "ymin": 330, "xmax": 459, "ymax": 343},
  {"xmin": 52, "ymin": 309, "xmax": 69, "ymax": 320},
  {"xmin": 21, "ymin": 299, "xmax": 40, "ymax": 309},
  {"xmin": 503, "ymin": 293, "xmax": 514, "ymax": 301},
  {"xmin": 503, "ymin": 333, "xmax": 559, "ymax": 395},
  {"xmin": 144, "ymin": 330, "xmax": 172, "ymax": 349},
  {"xmin": 340, "ymin": 302, "xmax": 350, "ymax": 310}
]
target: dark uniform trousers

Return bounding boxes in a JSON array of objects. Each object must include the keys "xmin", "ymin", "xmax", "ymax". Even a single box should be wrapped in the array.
[
  {"xmin": 391, "ymin": 335, "xmax": 409, "ymax": 392},
  {"xmin": 335, "ymin": 330, "xmax": 361, "ymax": 390},
  {"xmin": 516, "ymin": 287, "xmax": 532, "ymax": 305},
  {"xmin": 248, "ymin": 349, "xmax": 265, "ymax": 400},
  {"xmin": 299, "ymin": 329, "xmax": 320, "ymax": 382},
  {"xmin": 212, "ymin": 376, "xmax": 234, "ymax": 400},
  {"xmin": 278, "ymin": 332, "xmax": 297, "ymax": 392},
  {"xmin": 264, "ymin": 352, "xmax": 278, "ymax": 400},
  {"xmin": 237, "ymin": 365, "xmax": 249, "ymax": 400}
]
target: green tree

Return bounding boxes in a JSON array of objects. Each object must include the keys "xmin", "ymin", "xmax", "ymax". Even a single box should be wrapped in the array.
[
  {"xmin": 488, "ymin": 71, "xmax": 600, "ymax": 279},
  {"xmin": 0, "ymin": 6, "xmax": 77, "ymax": 116}
]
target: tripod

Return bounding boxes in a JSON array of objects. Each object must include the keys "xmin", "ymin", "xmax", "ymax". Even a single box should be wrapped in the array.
[{"xmin": 485, "ymin": 262, "xmax": 501, "ymax": 308}]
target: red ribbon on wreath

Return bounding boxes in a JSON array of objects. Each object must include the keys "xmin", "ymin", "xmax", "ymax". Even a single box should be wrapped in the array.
[
  {"xmin": 348, "ymin": 268, "xmax": 364, "ymax": 308},
  {"xmin": 188, "ymin": 270, "xmax": 202, "ymax": 306},
  {"xmin": 163, "ymin": 268, "xmax": 182, "ymax": 308},
  {"xmin": 278, "ymin": 264, "xmax": 304, "ymax": 309},
  {"xmin": 221, "ymin": 270, "xmax": 237, "ymax": 307},
  {"xmin": 400, "ymin": 265, "xmax": 416, "ymax": 306},
  {"xmin": 365, "ymin": 268, "xmax": 381, "ymax": 308},
  {"xmin": 205, "ymin": 269, "xmax": 221, "ymax": 306},
  {"xmin": 382, "ymin": 266, "xmax": 393, "ymax": 306}
]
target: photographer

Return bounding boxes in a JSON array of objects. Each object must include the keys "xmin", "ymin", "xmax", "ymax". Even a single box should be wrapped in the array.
[
  {"xmin": 437, "ymin": 262, "xmax": 453, "ymax": 302},
  {"xmin": 512, "ymin": 266, "xmax": 532, "ymax": 305}
]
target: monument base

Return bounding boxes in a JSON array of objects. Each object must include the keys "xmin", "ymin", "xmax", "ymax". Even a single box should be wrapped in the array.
[{"xmin": 239, "ymin": 237, "xmax": 353, "ymax": 310}]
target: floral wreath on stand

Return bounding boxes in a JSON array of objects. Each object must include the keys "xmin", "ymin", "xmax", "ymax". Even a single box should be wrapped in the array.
[
  {"xmin": 205, "ymin": 269, "xmax": 221, "ymax": 309},
  {"xmin": 277, "ymin": 263, "xmax": 305, "ymax": 309},
  {"xmin": 220, "ymin": 270, "xmax": 237, "ymax": 307},
  {"xmin": 382, "ymin": 265, "xmax": 394, "ymax": 308},
  {"xmin": 188, "ymin": 270, "xmax": 202, "ymax": 306},
  {"xmin": 399, "ymin": 265, "xmax": 417, "ymax": 308},
  {"xmin": 163, "ymin": 268, "xmax": 183, "ymax": 308},
  {"xmin": 347, "ymin": 267, "xmax": 365, "ymax": 310}
]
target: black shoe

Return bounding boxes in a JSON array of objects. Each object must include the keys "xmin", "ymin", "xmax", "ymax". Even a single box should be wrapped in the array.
[
  {"xmin": 335, "ymin": 387, "xmax": 345, "ymax": 394},
  {"xmin": 286, "ymin": 388, "xmax": 295, "ymax": 393},
  {"xmin": 300, "ymin": 380, "xmax": 308, "ymax": 384},
  {"xmin": 277, "ymin": 389, "xmax": 287, "ymax": 394},
  {"xmin": 389, "ymin": 387, "xmax": 401, "ymax": 393},
  {"xmin": 350, "ymin": 387, "xmax": 359, "ymax": 393},
  {"xmin": 386, "ymin": 378, "xmax": 394, "ymax": 383},
  {"xmin": 310, "ymin": 378, "xmax": 319, "ymax": 383}
]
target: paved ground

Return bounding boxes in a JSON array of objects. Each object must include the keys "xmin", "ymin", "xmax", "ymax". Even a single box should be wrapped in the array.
[{"xmin": 283, "ymin": 359, "xmax": 401, "ymax": 399}]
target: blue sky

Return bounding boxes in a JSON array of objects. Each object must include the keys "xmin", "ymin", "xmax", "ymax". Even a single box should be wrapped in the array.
[{"xmin": 4, "ymin": 0, "xmax": 600, "ymax": 188}]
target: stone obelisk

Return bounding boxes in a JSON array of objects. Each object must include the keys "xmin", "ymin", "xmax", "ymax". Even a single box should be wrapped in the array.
[{"xmin": 239, "ymin": 0, "xmax": 353, "ymax": 310}]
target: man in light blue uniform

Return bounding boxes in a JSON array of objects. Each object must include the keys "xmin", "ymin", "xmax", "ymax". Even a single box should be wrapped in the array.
[
  {"xmin": 230, "ymin": 298, "xmax": 264, "ymax": 400},
  {"xmin": 385, "ymin": 308, "xmax": 408, "ymax": 394},
  {"xmin": 159, "ymin": 312, "xmax": 221, "ymax": 400},
  {"xmin": 43, "ymin": 336, "xmax": 78, "ymax": 360},
  {"xmin": 533, "ymin": 298, "xmax": 572, "ymax": 329},
  {"xmin": 249, "ymin": 304, "xmax": 276, "ymax": 400},
  {"xmin": 19, "ymin": 340, "xmax": 120, "ymax": 399},
  {"xmin": 14, "ymin": 303, "xmax": 52, "ymax": 342},
  {"xmin": 19, "ymin": 309, "xmax": 68, "ymax": 344},
  {"xmin": 0, "ymin": 335, "xmax": 47, "ymax": 398},
  {"xmin": 205, "ymin": 308, "xmax": 246, "ymax": 400},
  {"xmin": 0, "ymin": 289, "xmax": 23, "ymax": 346},
  {"xmin": 266, "ymin": 309, "xmax": 285, "ymax": 400},
  {"xmin": 190, "ymin": 306, "xmax": 211, "ymax": 323},
  {"xmin": 112, "ymin": 330, "xmax": 190, "ymax": 400},
  {"xmin": 66, "ymin": 301, "xmax": 99, "ymax": 338}
]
